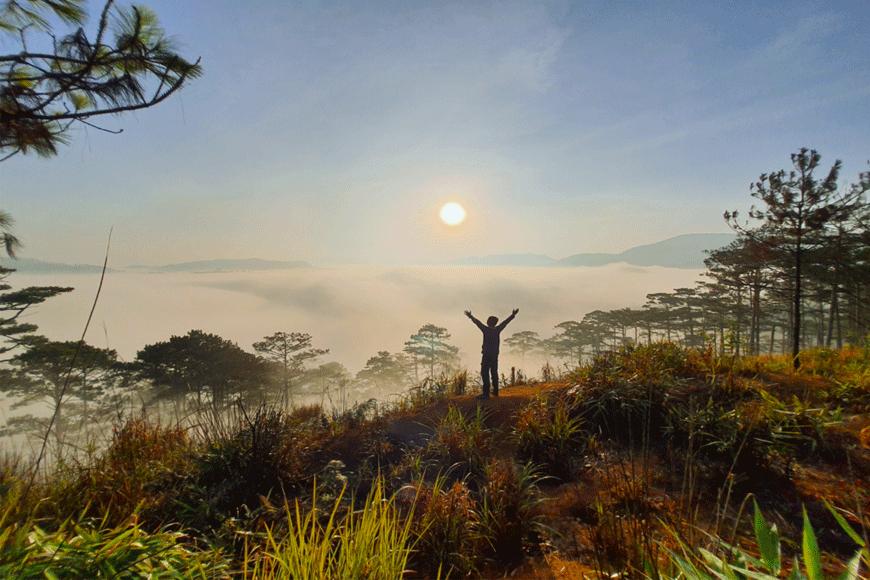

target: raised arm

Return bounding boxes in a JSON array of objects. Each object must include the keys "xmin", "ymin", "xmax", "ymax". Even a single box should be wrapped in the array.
[
  {"xmin": 497, "ymin": 308, "xmax": 519, "ymax": 331},
  {"xmin": 465, "ymin": 310, "xmax": 487, "ymax": 331}
]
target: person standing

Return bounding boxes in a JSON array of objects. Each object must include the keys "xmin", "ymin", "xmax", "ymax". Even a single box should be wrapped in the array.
[{"xmin": 464, "ymin": 308, "xmax": 519, "ymax": 399}]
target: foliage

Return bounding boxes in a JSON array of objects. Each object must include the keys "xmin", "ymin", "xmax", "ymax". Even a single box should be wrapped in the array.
[
  {"xmin": 76, "ymin": 414, "xmax": 193, "ymax": 527},
  {"xmin": 1, "ymin": 339, "xmax": 120, "ymax": 444},
  {"xmin": 726, "ymin": 148, "xmax": 867, "ymax": 368},
  {"xmin": 543, "ymin": 320, "xmax": 589, "ymax": 364},
  {"xmin": 409, "ymin": 474, "xmax": 480, "ymax": 577},
  {"xmin": 512, "ymin": 394, "xmax": 584, "ymax": 481},
  {"xmin": 174, "ymin": 404, "xmax": 329, "ymax": 534},
  {"xmin": 404, "ymin": 324, "xmax": 460, "ymax": 380},
  {"xmin": 245, "ymin": 480, "xmax": 415, "ymax": 580},
  {"xmin": 356, "ymin": 350, "xmax": 411, "ymax": 390},
  {"xmin": 566, "ymin": 343, "xmax": 685, "ymax": 446},
  {"xmin": 252, "ymin": 332, "xmax": 329, "ymax": 405},
  {"xmin": 395, "ymin": 369, "xmax": 467, "ymax": 412},
  {"xmin": 0, "ymin": 266, "xmax": 73, "ymax": 358},
  {"xmin": 0, "ymin": 0, "xmax": 203, "ymax": 159},
  {"xmin": 427, "ymin": 404, "xmax": 492, "ymax": 478},
  {"xmin": 0, "ymin": 513, "xmax": 230, "ymax": 579},
  {"xmin": 477, "ymin": 459, "xmax": 546, "ymax": 565},
  {"xmin": 135, "ymin": 330, "xmax": 271, "ymax": 407},
  {"xmin": 504, "ymin": 330, "xmax": 542, "ymax": 360},
  {"xmin": 661, "ymin": 499, "xmax": 863, "ymax": 580}
]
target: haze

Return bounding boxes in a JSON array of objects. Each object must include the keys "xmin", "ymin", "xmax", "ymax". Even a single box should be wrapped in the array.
[{"xmin": 11, "ymin": 265, "xmax": 702, "ymax": 376}]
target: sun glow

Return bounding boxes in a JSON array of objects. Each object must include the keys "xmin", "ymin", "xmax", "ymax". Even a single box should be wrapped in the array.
[{"xmin": 440, "ymin": 202, "xmax": 466, "ymax": 225}]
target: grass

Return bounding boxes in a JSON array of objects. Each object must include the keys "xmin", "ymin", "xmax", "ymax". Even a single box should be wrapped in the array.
[
  {"xmin": 512, "ymin": 393, "xmax": 584, "ymax": 481},
  {"xmin": 660, "ymin": 499, "xmax": 865, "ymax": 580},
  {"xmin": 2, "ymin": 343, "xmax": 869, "ymax": 578},
  {"xmin": 0, "ymin": 511, "xmax": 230, "ymax": 579},
  {"xmin": 243, "ymin": 480, "xmax": 416, "ymax": 580}
]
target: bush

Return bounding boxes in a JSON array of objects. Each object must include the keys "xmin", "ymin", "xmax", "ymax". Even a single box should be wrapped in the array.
[
  {"xmin": 0, "ymin": 515, "xmax": 230, "ymax": 580},
  {"xmin": 409, "ymin": 474, "xmax": 480, "ymax": 577},
  {"xmin": 512, "ymin": 394, "xmax": 584, "ymax": 482},
  {"xmin": 79, "ymin": 415, "xmax": 194, "ymax": 527},
  {"xmin": 477, "ymin": 459, "xmax": 545, "ymax": 565},
  {"xmin": 426, "ymin": 404, "xmax": 491, "ymax": 478},
  {"xmin": 176, "ymin": 404, "xmax": 328, "ymax": 534}
]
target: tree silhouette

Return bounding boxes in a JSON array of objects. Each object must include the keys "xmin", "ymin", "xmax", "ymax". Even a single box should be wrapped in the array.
[
  {"xmin": 543, "ymin": 321, "xmax": 587, "ymax": 365},
  {"xmin": 504, "ymin": 330, "xmax": 541, "ymax": 364},
  {"xmin": 404, "ymin": 324, "xmax": 459, "ymax": 379},
  {"xmin": 1, "ymin": 0, "xmax": 202, "ymax": 160},
  {"xmin": 0, "ymin": 266, "xmax": 73, "ymax": 359},
  {"xmin": 253, "ymin": 331, "xmax": 328, "ymax": 406},
  {"xmin": 357, "ymin": 351, "xmax": 410, "ymax": 390},
  {"xmin": 1, "ymin": 339, "xmax": 118, "ymax": 443},
  {"xmin": 726, "ymin": 148, "xmax": 854, "ymax": 368},
  {"xmin": 136, "ymin": 330, "xmax": 269, "ymax": 407}
]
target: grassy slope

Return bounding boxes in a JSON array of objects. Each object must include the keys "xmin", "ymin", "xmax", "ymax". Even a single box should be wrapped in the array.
[{"xmin": 2, "ymin": 344, "xmax": 869, "ymax": 579}]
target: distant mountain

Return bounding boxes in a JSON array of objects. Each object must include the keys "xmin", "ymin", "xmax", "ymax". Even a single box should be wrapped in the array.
[
  {"xmin": 446, "ymin": 233, "xmax": 737, "ymax": 269},
  {"xmin": 558, "ymin": 233, "xmax": 737, "ymax": 269},
  {"xmin": 2, "ymin": 258, "xmax": 118, "ymax": 274},
  {"xmin": 126, "ymin": 258, "xmax": 311, "ymax": 273}
]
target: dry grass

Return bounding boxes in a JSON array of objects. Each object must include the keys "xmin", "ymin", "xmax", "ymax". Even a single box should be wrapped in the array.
[{"xmin": 3, "ymin": 343, "xmax": 870, "ymax": 579}]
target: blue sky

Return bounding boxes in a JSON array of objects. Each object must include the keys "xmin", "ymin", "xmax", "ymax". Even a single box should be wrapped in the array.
[{"xmin": 2, "ymin": 0, "xmax": 869, "ymax": 266}]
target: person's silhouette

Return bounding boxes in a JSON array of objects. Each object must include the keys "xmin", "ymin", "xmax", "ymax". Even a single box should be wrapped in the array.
[{"xmin": 465, "ymin": 308, "xmax": 518, "ymax": 399}]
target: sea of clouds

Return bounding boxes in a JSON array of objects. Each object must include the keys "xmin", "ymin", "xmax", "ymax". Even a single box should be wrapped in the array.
[{"xmin": 10, "ymin": 264, "xmax": 704, "ymax": 374}]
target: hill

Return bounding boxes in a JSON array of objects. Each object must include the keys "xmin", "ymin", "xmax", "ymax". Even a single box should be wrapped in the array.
[
  {"xmin": 558, "ymin": 232, "xmax": 737, "ymax": 269},
  {"xmin": 447, "ymin": 233, "xmax": 736, "ymax": 269},
  {"xmin": 3, "ymin": 344, "xmax": 865, "ymax": 579}
]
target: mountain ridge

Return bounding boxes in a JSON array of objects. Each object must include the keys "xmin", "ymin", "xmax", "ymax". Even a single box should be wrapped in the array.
[
  {"xmin": 445, "ymin": 233, "xmax": 737, "ymax": 269},
  {"xmin": 9, "ymin": 233, "xmax": 737, "ymax": 273}
]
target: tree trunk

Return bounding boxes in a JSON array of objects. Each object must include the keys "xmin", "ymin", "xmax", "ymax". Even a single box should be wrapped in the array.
[{"xmin": 792, "ymin": 243, "xmax": 802, "ymax": 369}]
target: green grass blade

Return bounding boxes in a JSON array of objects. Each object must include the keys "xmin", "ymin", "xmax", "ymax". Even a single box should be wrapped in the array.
[
  {"xmin": 823, "ymin": 500, "xmax": 865, "ymax": 548},
  {"xmin": 802, "ymin": 507, "xmax": 822, "ymax": 580},
  {"xmin": 753, "ymin": 499, "xmax": 781, "ymax": 575}
]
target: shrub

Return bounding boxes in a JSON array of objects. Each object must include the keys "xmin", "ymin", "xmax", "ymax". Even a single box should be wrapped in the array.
[
  {"xmin": 409, "ymin": 475, "xmax": 480, "ymax": 577},
  {"xmin": 78, "ymin": 414, "xmax": 194, "ymax": 527},
  {"xmin": 177, "ymin": 404, "xmax": 328, "ymax": 534},
  {"xmin": 477, "ymin": 459, "xmax": 545, "ymax": 565},
  {"xmin": 427, "ymin": 404, "xmax": 491, "ymax": 477},
  {"xmin": 0, "ymin": 514, "xmax": 230, "ymax": 580},
  {"xmin": 512, "ymin": 394, "xmax": 584, "ymax": 482}
]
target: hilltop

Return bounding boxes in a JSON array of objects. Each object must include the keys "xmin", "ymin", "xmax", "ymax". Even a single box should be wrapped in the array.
[{"xmin": 2, "ymin": 343, "xmax": 867, "ymax": 579}]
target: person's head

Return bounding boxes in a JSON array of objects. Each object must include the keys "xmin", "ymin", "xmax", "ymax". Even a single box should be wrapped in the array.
[{"xmin": 487, "ymin": 316, "xmax": 498, "ymax": 327}]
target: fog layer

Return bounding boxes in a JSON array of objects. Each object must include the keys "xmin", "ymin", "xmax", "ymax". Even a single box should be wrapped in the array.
[{"xmin": 12, "ymin": 264, "xmax": 703, "ymax": 374}]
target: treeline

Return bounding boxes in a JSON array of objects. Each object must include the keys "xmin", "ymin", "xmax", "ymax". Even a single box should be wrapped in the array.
[
  {"xmin": 512, "ymin": 149, "xmax": 870, "ymax": 365},
  {"xmin": 0, "ymin": 322, "xmax": 467, "ymax": 445}
]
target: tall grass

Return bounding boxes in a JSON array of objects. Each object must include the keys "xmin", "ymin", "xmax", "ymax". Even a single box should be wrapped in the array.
[
  {"xmin": 0, "ymin": 511, "xmax": 230, "ymax": 579},
  {"xmin": 427, "ymin": 404, "xmax": 492, "ymax": 477},
  {"xmin": 660, "ymin": 499, "xmax": 864, "ymax": 580},
  {"xmin": 512, "ymin": 393, "xmax": 583, "ymax": 481},
  {"xmin": 244, "ymin": 479, "xmax": 415, "ymax": 580}
]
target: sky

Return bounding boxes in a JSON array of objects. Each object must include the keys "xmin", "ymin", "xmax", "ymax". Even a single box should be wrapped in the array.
[{"xmin": 2, "ymin": 0, "xmax": 869, "ymax": 267}]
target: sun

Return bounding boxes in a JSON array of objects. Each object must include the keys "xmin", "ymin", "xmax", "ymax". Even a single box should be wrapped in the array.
[{"xmin": 440, "ymin": 202, "xmax": 466, "ymax": 225}]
